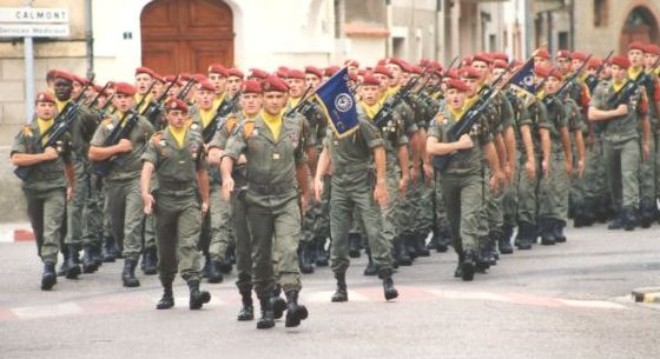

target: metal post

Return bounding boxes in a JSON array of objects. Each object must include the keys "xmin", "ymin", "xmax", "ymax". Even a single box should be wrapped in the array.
[
  {"xmin": 524, "ymin": 0, "xmax": 533, "ymax": 57},
  {"xmin": 85, "ymin": 0, "xmax": 94, "ymax": 79},
  {"xmin": 24, "ymin": 1, "xmax": 34, "ymax": 123}
]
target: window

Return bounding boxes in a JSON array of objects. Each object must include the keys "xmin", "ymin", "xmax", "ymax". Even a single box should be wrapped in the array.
[
  {"xmin": 594, "ymin": 0, "xmax": 608, "ymax": 27},
  {"xmin": 558, "ymin": 31, "xmax": 569, "ymax": 51}
]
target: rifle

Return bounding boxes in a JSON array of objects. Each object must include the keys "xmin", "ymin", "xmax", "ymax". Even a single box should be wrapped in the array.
[
  {"xmin": 142, "ymin": 75, "xmax": 179, "ymax": 125},
  {"xmin": 432, "ymin": 61, "xmax": 515, "ymax": 171},
  {"xmin": 88, "ymin": 82, "xmax": 110, "ymax": 109},
  {"xmin": 90, "ymin": 92, "xmax": 153, "ymax": 177},
  {"xmin": 607, "ymin": 56, "xmax": 660, "ymax": 109},
  {"xmin": 135, "ymin": 82, "xmax": 157, "ymax": 115},
  {"xmin": 176, "ymin": 78, "xmax": 197, "ymax": 101},
  {"xmin": 203, "ymin": 90, "xmax": 242, "ymax": 143},
  {"xmin": 13, "ymin": 88, "xmax": 89, "ymax": 180},
  {"xmin": 371, "ymin": 71, "xmax": 423, "ymax": 129},
  {"xmin": 585, "ymin": 51, "xmax": 613, "ymax": 92},
  {"xmin": 284, "ymin": 85, "xmax": 314, "ymax": 118},
  {"xmin": 542, "ymin": 54, "xmax": 592, "ymax": 108}
]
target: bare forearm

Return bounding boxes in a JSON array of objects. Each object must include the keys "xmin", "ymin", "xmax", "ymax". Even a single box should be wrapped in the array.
[
  {"xmin": 315, "ymin": 148, "xmax": 331, "ymax": 179},
  {"xmin": 540, "ymin": 129, "xmax": 551, "ymax": 164},
  {"xmin": 11, "ymin": 152, "xmax": 52, "ymax": 167},
  {"xmin": 88, "ymin": 144, "xmax": 122, "ymax": 162},
  {"xmin": 521, "ymin": 126, "xmax": 535, "ymax": 162},
  {"xmin": 483, "ymin": 142, "xmax": 501, "ymax": 175},
  {"xmin": 65, "ymin": 163, "xmax": 75, "ymax": 189},
  {"xmin": 494, "ymin": 133, "xmax": 507, "ymax": 170},
  {"xmin": 373, "ymin": 147, "xmax": 387, "ymax": 183},
  {"xmin": 504, "ymin": 127, "xmax": 516, "ymax": 167},
  {"xmin": 560, "ymin": 127, "xmax": 572, "ymax": 163},
  {"xmin": 574, "ymin": 131, "xmax": 585, "ymax": 163},
  {"xmin": 140, "ymin": 162, "xmax": 154, "ymax": 195},
  {"xmin": 642, "ymin": 117, "xmax": 651, "ymax": 146},
  {"xmin": 220, "ymin": 156, "xmax": 235, "ymax": 180},
  {"xmin": 397, "ymin": 145, "xmax": 409, "ymax": 179},
  {"xmin": 296, "ymin": 165, "xmax": 310, "ymax": 197}
]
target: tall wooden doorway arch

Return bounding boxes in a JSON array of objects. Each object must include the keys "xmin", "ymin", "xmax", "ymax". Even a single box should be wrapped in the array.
[
  {"xmin": 620, "ymin": 5, "xmax": 659, "ymax": 51},
  {"xmin": 141, "ymin": 0, "xmax": 234, "ymax": 74}
]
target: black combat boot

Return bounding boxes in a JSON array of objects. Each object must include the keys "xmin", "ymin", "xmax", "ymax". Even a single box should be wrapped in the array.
[
  {"xmin": 331, "ymin": 272, "xmax": 348, "ymax": 302},
  {"xmin": 414, "ymin": 232, "xmax": 431, "ymax": 257},
  {"xmin": 284, "ymin": 290, "xmax": 309, "ymax": 328},
  {"xmin": 314, "ymin": 236, "xmax": 329, "ymax": 267},
  {"xmin": 270, "ymin": 286, "xmax": 287, "ymax": 320},
  {"xmin": 102, "ymin": 236, "xmax": 117, "ymax": 263},
  {"xmin": 363, "ymin": 246, "xmax": 377, "ymax": 276},
  {"xmin": 188, "ymin": 280, "xmax": 211, "ymax": 310},
  {"xmin": 298, "ymin": 242, "xmax": 314, "ymax": 274},
  {"xmin": 92, "ymin": 242, "xmax": 104, "ymax": 268},
  {"xmin": 476, "ymin": 237, "xmax": 493, "ymax": 272},
  {"xmin": 207, "ymin": 261, "xmax": 224, "ymax": 284},
  {"xmin": 57, "ymin": 246, "xmax": 69, "ymax": 277},
  {"xmin": 639, "ymin": 199, "xmax": 654, "ymax": 229},
  {"xmin": 237, "ymin": 290, "xmax": 254, "ymax": 321},
  {"xmin": 256, "ymin": 297, "xmax": 275, "ymax": 329},
  {"xmin": 539, "ymin": 218, "xmax": 556, "ymax": 245},
  {"xmin": 202, "ymin": 253, "xmax": 212, "ymax": 278},
  {"xmin": 156, "ymin": 280, "xmax": 174, "ymax": 310},
  {"xmin": 41, "ymin": 262, "xmax": 57, "ymax": 290},
  {"xmin": 623, "ymin": 206, "xmax": 638, "ymax": 231},
  {"xmin": 404, "ymin": 234, "xmax": 418, "ymax": 261},
  {"xmin": 143, "ymin": 247, "xmax": 158, "ymax": 275},
  {"xmin": 216, "ymin": 257, "xmax": 233, "ymax": 274},
  {"xmin": 393, "ymin": 237, "xmax": 412, "ymax": 266},
  {"xmin": 553, "ymin": 220, "xmax": 567, "ymax": 243},
  {"xmin": 82, "ymin": 245, "xmax": 98, "ymax": 274},
  {"xmin": 379, "ymin": 269, "xmax": 399, "ymax": 301},
  {"xmin": 499, "ymin": 225, "xmax": 514, "ymax": 254},
  {"xmin": 65, "ymin": 244, "xmax": 81, "ymax": 279},
  {"xmin": 348, "ymin": 232, "xmax": 362, "ymax": 258},
  {"xmin": 121, "ymin": 259, "xmax": 140, "ymax": 287},
  {"xmin": 515, "ymin": 222, "xmax": 533, "ymax": 250},
  {"xmin": 454, "ymin": 253, "xmax": 464, "ymax": 278},
  {"xmin": 461, "ymin": 250, "xmax": 476, "ymax": 281},
  {"xmin": 607, "ymin": 212, "xmax": 624, "ymax": 230}
]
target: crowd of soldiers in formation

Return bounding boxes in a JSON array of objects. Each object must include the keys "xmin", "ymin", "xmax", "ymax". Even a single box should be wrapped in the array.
[{"xmin": 9, "ymin": 40, "xmax": 660, "ymax": 330}]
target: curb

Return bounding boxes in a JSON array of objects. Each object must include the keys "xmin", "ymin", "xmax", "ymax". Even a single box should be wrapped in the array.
[
  {"xmin": 631, "ymin": 287, "xmax": 660, "ymax": 303},
  {"xmin": 0, "ymin": 224, "xmax": 34, "ymax": 243}
]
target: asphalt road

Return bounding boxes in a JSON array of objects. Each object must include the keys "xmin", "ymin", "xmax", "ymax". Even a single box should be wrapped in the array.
[{"xmin": 1, "ymin": 222, "xmax": 660, "ymax": 359}]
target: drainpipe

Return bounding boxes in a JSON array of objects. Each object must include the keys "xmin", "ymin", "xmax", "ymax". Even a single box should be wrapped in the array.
[{"xmin": 85, "ymin": 0, "xmax": 94, "ymax": 79}]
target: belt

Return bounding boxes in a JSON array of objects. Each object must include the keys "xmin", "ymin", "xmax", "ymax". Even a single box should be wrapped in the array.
[
  {"xmin": 248, "ymin": 182, "xmax": 294, "ymax": 195},
  {"xmin": 333, "ymin": 163, "xmax": 368, "ymax": 176},
  {"xmin": 158, "ymin": 180, "xmax": 195, "ymax": 191}
]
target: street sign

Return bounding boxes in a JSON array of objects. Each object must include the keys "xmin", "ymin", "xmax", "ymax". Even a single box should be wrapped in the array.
[
  {"xmin": 0, "ymin": 23, "xmax": 69, "ymax": 37},
  {"xmin": 0, "ymin": 7, "xmax": 68, "ymax": 23}
]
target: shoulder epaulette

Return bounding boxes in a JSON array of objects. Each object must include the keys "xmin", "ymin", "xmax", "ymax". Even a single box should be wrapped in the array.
[
  {"xmin": 152, "ymin": 131, "xmax": 163, "ymax": 145},
  {"xmin": 23, "ymin": 125, "xmax": 33, "ymax": 137}
]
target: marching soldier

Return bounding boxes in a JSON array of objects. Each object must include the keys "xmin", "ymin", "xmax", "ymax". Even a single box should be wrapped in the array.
[
  {"xmin": 140, "ymin": 97, "xmax": 211, "ymax": 310},
  {"xmin": 427, "ymin": 78, "xmax": 502, "ymax": 281},
  {"xmin": 220, "ymin": 75, "xmax": 310, "ymax": 329},
  {"xmin": 208, "ymin": 79, "xmax": 264, "ymax": 321},
  {"xmin": 314, "ymin": 73, "xmax": 399, "ymax": 302},
  {"xmin": 88, "ymin": 82, "xmax": 154, "ymax": 287},
  {"xmin": 11, "ymin": 91, "xmax": 75, "ymax": 290},
  {"xmin": 588, "ymin": 55, "xmax": 651, "ymax": 231}
]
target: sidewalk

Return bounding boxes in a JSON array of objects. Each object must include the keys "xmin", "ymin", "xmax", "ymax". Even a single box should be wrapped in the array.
[{"xmin": 0, "ymin": 222, "xmax": 34, "ymax": 243}]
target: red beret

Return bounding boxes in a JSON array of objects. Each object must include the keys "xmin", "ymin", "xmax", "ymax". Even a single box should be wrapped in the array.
[
  {"xmin": 349, "ymin": 73, "xmax": 358, "ymax": 82},
  {"xmin": 71, "ymin": 74, "xmax": 88, "ymax": 85},
  {"xmin": 644, "ymin": 44, "xmax": 660, "ymax": 56},
  {"xmin": 192, "ymin": 74, "xmax": 207, "ymax": 83},
  {"xmin": 46, "ymin": 68, "xmax": 63, "ymax": 80},
  {"xmin": 409, "ymin": 65, "xmax": 423, "ymax": 75},
  {"xmin": 534, "ymin": 65, "xmax": 552, "ymax": 78},
  {"xmin": 53, "ymin": 70, "xmax": 75, "ymax": 83},
  {"xmin": 135, "ymin": 66, "xmax": 155, "ymax": 77},
  {"xmin": 586, "ymin": 58, "xmax": 602, "ymax": 70},
  {"xmin": 493, "ymin": 60, "xmax": 508, "ymax": 69},
  {"xmin": 462, "ymin": 56, "xmax": 473, "ymax": 66},
  {"xmin": 197, "ymin": 79, "xmax": 215, "ymax": 92},
  {"xmin": 163, "ymin": 75, "xmax": 178, "ymax": 83},
  {"xmin": 113, "ymin": 82, "xmax": 137, "ymax": 96},
  {"xmin": 490, "ymin": 52, "xmax": 509, "ymax": 62},
  {"xmin": 533, "ymin": 48, "xmax": 550, "ymax": 60},
  {"xmin": 152, "ymin": 72, "xmax": 165, "ymax": 83},
  {"xmin": 227, "ymin": 68, "xmax": 244, "ymax": 79},
  {"xmin": 373, "ymin": 65, "xmax": 393, "ymax": 78},
  {"xmin": 628, "ymin": 41, "xmax": 646, "ymax": 52},
  {"xmin": 362, "ymin": 74, "xmax": 381, "ymax": 87},
  {"xmin": 262, "ymin": 75, "xmax": 289, "ymax": 92},
  {"xmin": 93, "ymin": 84, "xmax": 103, "ymax": 93},
  {"xmin": 445, "ymin": 79, "xmax": 470, "ymax": 92},
  {"xmin": 35, "ymin": 91, "xmax": 56, "ymax": 104},
  {"xmin": 385, "ymin": 57, "xmax": 409, "ymax": 72},
  {"xmin": 304, "ymin": 66, "xmax": 323, "ymax": 79},
  {"xmin": 180, "ymin": 73, "xmax": 193, "ymax": 81},
  {"xmin": 611, "ymin": 55, "xmax": 631, "ymax": 69},
  {"xmin": 445, "ymin": 68, "xmax": 460, "ymax": 80},
  {"xmin": 460, "ymin": 67, "xmax": 481, "ymax": 79},
  {"xmin": 248, "ymin": 68, "xmax": 269, "ymax": 80},
  {"xmin": 556, "ymin": 50, "xmax": 571, "ymax": 59},
  {"xmin": 242, "ymin": 79, "xmax": 262, "ymax": 94},
  {"xmin": 571, "ymin": 51, "xmax": 588, "ymax": 62},
  {"xmin": 344, "ymin": 59, "xmax": 360, "ymax": 68},
  {"xmin": 325, "ymin": 66, "xmax": 340, "ymax": 77},
  {"xmin": 164, "ymin": 97, "xmax": 188, "ymax": 113},
  {"xmin": 549, "ymin": 68, "xmax": 563, "ymax": 81},
  {"xmin": 472, "ymin": 53, "xmax": 494, "ymax": 65},
  {"xmin": 275, "ymin": 68, "xmax": 289, "ymax": 79},
  {"xmin": 208, "ymin": 63, "xmax": 228, "ymax": 76},
  {"xmin": 287, "ymin": 69, "xmax": 305, "ymax": 80}
]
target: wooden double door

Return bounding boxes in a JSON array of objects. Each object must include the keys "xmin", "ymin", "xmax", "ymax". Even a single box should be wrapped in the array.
[{"xmin": 141, "ymin": 0, "xmax": 234, "ymax": 75}]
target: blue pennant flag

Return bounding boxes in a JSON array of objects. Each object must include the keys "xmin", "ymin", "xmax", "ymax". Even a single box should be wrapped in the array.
[
  {"xmin": 314, "ymin": 67, "xmax": 359, "ymax": 138},
  {"xmin": 508, "ymin": 58, "xmax": 537, "ymax": 106}
]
